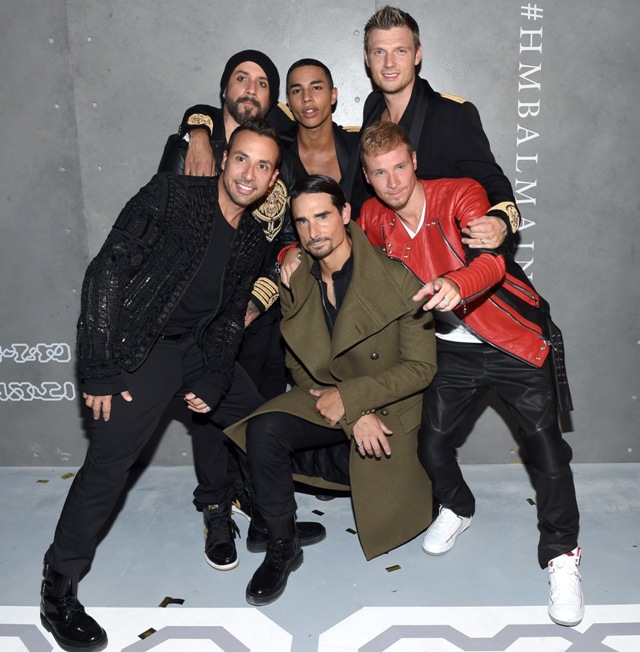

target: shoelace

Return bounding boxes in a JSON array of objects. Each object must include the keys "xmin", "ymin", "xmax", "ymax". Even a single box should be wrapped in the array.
[
  {"xmin": 549, "ymin": 557, "xmax": 582, "ymax": 600},
  {"xmin": 431, "ymin": 509, "xmax": 460, "ymax": 533},
  {"xmin": 265, "ymin": 539, "xmax": 293, "ymax": 567},
  {"xmin": 57, "ymin": 595, "xmax": 86, "ymax": 619},
  {"xmin": 205, "ymin": 514, "xmax": 240, "ymax": 549}
]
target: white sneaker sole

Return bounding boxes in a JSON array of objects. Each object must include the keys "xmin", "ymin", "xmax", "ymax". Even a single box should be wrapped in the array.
[
  {"xmin": 548, "ymin": 608, "xmax": 585, "ymax": 627},
  {"xmin": 204, "ymin": 551, "xmax": 240, "ymax": 571}
]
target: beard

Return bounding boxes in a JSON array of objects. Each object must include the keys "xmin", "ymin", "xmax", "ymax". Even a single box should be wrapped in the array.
[
  {"xmin": 304, "ymin": 238, "xmax": 334, "ymax": 260},
  {"xmin": 225, "ymin": 95, "xmax": 266, "ymax": 124}
]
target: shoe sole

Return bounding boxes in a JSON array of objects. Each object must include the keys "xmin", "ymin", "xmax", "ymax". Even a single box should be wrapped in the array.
[
  {"xmin": 247, "ymin": 529, "xmax": 327, "ymax": 554},
  {"xmin": 204, "ymin": 551, "xmax": 240, "ymax": 571},
  {"xmin": 245, "ymin": 551, "xmax": 304, "ymax": 606},
  {"xmin": 422, "ymin": 521, "xmax": 471, "ymax": 556},
  {"xmin": 548, "ymin": 608, "xmax": 585, "ymax": 627},
  {"xmin": 40, "ymin": 613, "xmax": 108, "ymax": 652},
  {"xmin": 231, "ymin": 504, "xmax": 251, "ymax": 522}
]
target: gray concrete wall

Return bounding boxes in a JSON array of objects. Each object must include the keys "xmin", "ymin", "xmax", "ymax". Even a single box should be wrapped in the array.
[{"xmin": 1, "ymin": 0, "xmax": 638, "ymax": 467}]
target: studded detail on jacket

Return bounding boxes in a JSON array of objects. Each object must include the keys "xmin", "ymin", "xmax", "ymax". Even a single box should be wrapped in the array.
[{"xmin": 77, "ymin": 173, "xmax": 268, "ymax": 394}]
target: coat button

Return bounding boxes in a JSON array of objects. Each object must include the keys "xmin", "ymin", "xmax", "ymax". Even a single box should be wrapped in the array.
[
  {"xmin": 380, "ymin": 409, "xmax": 389, "ymax": 416},
  {"xmin": 370, "ymin": 352, "xmax": 379, "ymax": 360}
]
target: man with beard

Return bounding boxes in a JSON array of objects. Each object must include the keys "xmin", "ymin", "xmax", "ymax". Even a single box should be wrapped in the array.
[
  {"xmin": 40, "ymin": 121, "xmax": 282, "ymax": 652},
  {"xmin": 225, "ymin": 175, "xmax": 436, "ymax": 606},
  {"xmin": 159, "ymin": 51, "xmax": 296, "ymax": 526},
  {"xmin": 160, "ymin": 50, "xmax": 281, "ymax": 177},
  {"xmin": 160, "ymin": 50, "xmax": 292, "ymax": 401}
]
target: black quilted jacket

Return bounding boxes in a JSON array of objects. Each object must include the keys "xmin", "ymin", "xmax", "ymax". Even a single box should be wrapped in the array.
[{"xmin": 77, "ymin": 173, "xmax": 268, "ymax": 405}]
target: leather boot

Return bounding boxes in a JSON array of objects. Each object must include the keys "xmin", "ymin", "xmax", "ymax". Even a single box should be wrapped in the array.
[
  {"xmin": 246, "ymin": 518, "xmax": 303, "ymax": 606},
  {"xmin": 247, "ymin": 509, "xmax": 325, "ymax": 553},
  {"xmin": 40, "ymin": 558, "xmax": 107, "ymax": 651}
]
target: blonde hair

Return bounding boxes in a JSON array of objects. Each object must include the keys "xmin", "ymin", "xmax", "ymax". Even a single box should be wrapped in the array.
[
  {"xmin": 360, "ymin": 121, "xmax": 413, "ymax": 164},
  {"xmin": 363, "ymin": 6, "xmax": 421, "ymax": 53}
]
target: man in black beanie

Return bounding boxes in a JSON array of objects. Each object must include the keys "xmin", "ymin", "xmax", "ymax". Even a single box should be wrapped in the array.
[
  {"xmin": 159, "ymin": 49, "xmax": 281, "ymax": 177},
  {"xmin": 157, "ymin": 51, "xmax": 305, "ymax": 570}
]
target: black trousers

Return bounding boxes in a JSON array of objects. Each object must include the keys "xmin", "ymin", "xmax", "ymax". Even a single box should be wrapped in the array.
[
  {"xmin": 246, "ymin": 412, "xmax": 346, "ymax": 525},
  {"xmin": 238, "ymin": 311, "xmax": 287, "ymax": 400},
  {"xmin": 47, "ymin": 336, "xmax": 262, "ymax": 577},
  {"xmin": 418, "ymin": 340, "xmax": 579, "ymax": 568}
]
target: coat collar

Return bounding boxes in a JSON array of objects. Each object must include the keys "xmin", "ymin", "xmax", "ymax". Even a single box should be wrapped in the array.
[{"xmin": 283, "ymin": 222, "xmax": 413, "ymax": 371}]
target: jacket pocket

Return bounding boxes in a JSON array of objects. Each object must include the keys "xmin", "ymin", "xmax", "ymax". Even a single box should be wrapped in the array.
[
  {"xmin": 503, "ymin": 274, "xmax": 539, "ymax": 307},
  {"xmin": 395, "ymin": 394, "xmax": 423, "ymax": 433}
]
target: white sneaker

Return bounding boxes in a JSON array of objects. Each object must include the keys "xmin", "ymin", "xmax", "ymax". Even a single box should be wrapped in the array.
[
  {"xmin": 422, "ymin": 506, "xmax": 472, "ymax": 555},
  {"xmin": 548, "ymin": 547, "xmax": 584, "ymax": 626}
]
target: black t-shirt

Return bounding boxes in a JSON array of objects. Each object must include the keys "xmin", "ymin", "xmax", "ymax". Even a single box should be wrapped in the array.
[{"xmin": 164, "ymin": 211, "xmax": 235, "ymax": 334}]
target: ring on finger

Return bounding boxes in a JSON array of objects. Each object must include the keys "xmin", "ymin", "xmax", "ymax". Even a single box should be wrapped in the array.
[{"xmin": 441, "ymin": 297, "xmax": 450, "ymax": 307}]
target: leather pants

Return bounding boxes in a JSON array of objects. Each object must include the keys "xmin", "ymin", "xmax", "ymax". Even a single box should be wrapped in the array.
[{"xmin": 418, "ymin": 339, "xmax": 579, "ymax": 568}]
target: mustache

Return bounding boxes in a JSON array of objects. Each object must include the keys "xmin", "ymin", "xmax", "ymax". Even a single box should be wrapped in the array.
[
  {"xmin": 306, "ymin": 237, "xmax": 329, "ymax": 247},
  {"xmin": 235, "ymin": 96, "xmax": 261, "ymax": 109}
]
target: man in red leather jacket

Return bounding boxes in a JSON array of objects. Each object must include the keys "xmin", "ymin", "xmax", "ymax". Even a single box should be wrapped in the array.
[{"xmin": 359, "ymin": 121, "xmax": 584, "ymax": 628}]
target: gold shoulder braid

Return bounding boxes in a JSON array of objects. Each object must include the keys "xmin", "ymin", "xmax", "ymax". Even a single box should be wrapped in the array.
[
  {"xmin": 252, "ymin": 178, "xmax": 288, "ymax": 242},
  {"xmin": 277, "ymin": 102, "xmax": 295, "ymax": 122},
  {"xmin": 186, "ymin": 113, "xmax": 214, "ymax": 134},
  {"xmin": 439, "ymin": 92, "xmax": 467, "ymax": 104}
]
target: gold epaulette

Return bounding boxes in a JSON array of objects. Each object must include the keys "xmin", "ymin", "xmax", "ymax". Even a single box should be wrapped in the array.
[
  {"xmin": 343, "ymin": 125, "xmax": 361, "ymax": 133},
  {"xmin": 439, "ymin": 92, "xmax": 467, "ymax": 104},
  {"xmin": 277, "ymin": 102, "xmax": 295, "ymax": 121}
]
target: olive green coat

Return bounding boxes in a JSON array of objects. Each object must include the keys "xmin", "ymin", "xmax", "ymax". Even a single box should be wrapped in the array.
[{"xmin": 226, "ymin": 223, "xmax": 437, "ymax": 559}]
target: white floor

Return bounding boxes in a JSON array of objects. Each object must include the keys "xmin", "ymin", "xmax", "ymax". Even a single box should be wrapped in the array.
[{"xmin": 1, "ymin": 463, "xmax": 639, "ymax": 651}]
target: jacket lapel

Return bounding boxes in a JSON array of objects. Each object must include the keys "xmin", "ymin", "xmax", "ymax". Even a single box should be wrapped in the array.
[
  {"xmin": 330, "ymin": 224, "xmax": 412, "ymax": 359},
  {"xmin": 281, "ymin": 257, "xmax": 335, "ymax": 384}
]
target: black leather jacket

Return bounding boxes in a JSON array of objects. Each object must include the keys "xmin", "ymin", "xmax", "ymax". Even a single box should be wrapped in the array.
[{"xmin": 77, "ymin": 173, "xmax": 269, "ymax": 408}]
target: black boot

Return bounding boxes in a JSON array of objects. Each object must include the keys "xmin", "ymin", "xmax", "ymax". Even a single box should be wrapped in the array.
[
  {"xmin": 203, "ymin": 502, "xmax": 240, "ymax": 571},
  {"xmin": 40, "ymin": 559, "xmax": 107, "ymax": 652},
  {"xmin": 246, "ymin": 518, "xmax": 303, "ymax": 606},
  {"xmin": 246, "ymin": 509, "xmax": 325, "ymax": 553}
]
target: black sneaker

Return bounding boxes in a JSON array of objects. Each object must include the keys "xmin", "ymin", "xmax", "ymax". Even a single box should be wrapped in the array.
[{"xmin": 203, "ymin": 503, "xmax": 240, "ymax": 571}]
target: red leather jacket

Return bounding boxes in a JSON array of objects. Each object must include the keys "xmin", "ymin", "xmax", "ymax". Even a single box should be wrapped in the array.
[{"xmin": 359, "ymin": 178, "xmax": 549, "ymax": 367}]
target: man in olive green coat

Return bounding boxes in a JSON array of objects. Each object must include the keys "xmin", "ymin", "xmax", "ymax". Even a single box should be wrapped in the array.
[{"xmin": 226, "ymin": 174, "xmax": 436, "ymax": 606}]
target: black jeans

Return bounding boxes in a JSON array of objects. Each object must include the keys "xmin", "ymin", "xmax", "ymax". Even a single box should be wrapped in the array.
[
  {"xmin": 246, "ymin": 412, "xmax": 346, "ymax": 525},
  {"xmin": 47, "ymin": 336, "xmax": 262, "ymax": 576},
  {"xmin": 238, "ymin": 311, "xmax": 287, "ymax": 401},
  {"xmin": 418, "ymin": 340, "xmax": 579, "ymax": 568}
]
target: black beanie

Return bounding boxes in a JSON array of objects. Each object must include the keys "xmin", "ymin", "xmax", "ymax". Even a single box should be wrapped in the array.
[{"xmin": 220, "ymin": 50, "xmax": 280, "ymax": 108}]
